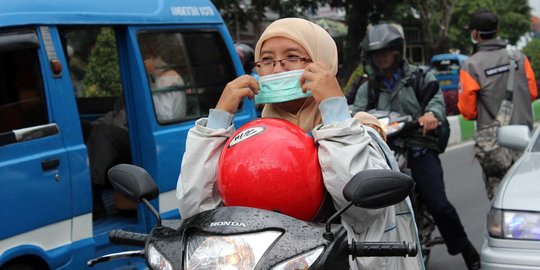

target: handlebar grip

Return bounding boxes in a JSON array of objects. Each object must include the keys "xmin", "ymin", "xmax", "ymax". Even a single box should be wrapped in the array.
[
  {"xmin": 349, "ymin": 241, "xmax": 418, "ymax": 257},
  {"xmin": 386, "ymin": 121, "xmax": 420, "ymax": 140},
  {"xmin": 108, "ymin": 230, "xmax": 147, "ymax": 247}
]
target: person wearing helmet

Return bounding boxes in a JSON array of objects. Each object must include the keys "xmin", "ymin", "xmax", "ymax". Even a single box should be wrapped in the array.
[
  {"xmin": 351, "ymin": 23, "xmax": 481, "ymax": 270},
  {"xmin": 234, "ymin": 42, "xmax": 257, "ymax": 77},
  {"xmin": 177, "ymin": 18, "xmax": 421, "ymax": 270},
  {"xmin": 235, "ymin": 42, "xmax": 263, "ymax": 116}
]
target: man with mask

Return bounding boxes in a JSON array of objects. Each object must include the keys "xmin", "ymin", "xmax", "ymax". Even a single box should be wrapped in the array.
[
  {"xmin": 351, "ymin": 23, "xmax": 481, "ymax": 270},
  {"xmin": 458, "ymin": 9, "xmax": 538, "ymax": 200}
]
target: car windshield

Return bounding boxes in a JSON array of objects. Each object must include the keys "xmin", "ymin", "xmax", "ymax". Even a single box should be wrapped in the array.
[{"xmin": 431, "ymin": 59, "xmax": 460, "ymax": 75}]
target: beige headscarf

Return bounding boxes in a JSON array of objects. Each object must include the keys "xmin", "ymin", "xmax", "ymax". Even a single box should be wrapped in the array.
[{"xmin": 254, "ymin": 18, "xmax": 338, "ymax": 131}]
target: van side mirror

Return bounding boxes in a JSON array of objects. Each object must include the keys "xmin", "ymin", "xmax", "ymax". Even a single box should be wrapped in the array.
[
  {"xmin": 108, "ymin": 164, "xmax": 159, "ymax": 202},
  {"xmin": 343, "ymin": 169, "xmax": 414, "ymax": 209}
]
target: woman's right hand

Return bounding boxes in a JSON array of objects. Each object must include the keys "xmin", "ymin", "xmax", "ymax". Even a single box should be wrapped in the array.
[
  {"xmin": 300, "ymin": 61, "xmax": 343, "ymax": 104},
  {"xmin": 215, "ymin": 75, "xmax": 260, "ymax": 114}
]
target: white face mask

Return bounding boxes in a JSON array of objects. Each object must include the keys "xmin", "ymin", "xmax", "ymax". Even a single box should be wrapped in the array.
[
  {"xmin": 255, "ymin": 69, "xmax": 312, "ymax": 104},
  {"xmin": 470, "ymin": 32, "xmax": 478, "ymax": 44}
]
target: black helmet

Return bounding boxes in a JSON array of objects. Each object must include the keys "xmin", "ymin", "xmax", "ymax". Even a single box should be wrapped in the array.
[
  {"xmin": 360, "ymin": 24, "xmax": 405, "ymax": 72},
  {"xmin": 235, "ymin": 43, "xmax": 255, "ymax": 74},
  {"xmin": 360, "ymin": 23, "xmax": 404, "ymax": 54}
]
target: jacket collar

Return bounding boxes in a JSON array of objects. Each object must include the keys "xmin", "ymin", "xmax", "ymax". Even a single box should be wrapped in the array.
[{"xmin": 477, "ymin": 38, "xmax": 507, "ymax": 52}]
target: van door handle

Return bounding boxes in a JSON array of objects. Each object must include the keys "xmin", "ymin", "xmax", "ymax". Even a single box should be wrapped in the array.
[{"xmin": 41, "ymin": 158, "xmax": 60, "ymax": 171}]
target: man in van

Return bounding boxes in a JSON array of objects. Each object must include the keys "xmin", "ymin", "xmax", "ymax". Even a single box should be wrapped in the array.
[{"xmin": 458, "ymin": 9, "xmax": 538, "ymax": 200}]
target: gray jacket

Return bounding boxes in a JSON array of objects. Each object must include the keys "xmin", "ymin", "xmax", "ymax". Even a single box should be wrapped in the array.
[
  {"xmin": 458, "ymin": 38, "xmax": 537, "ymax": 129},
  {"xmin": 176, "ymin": 117, "xmax": 423, "ymax": 269},
  {"xmin": 351, "ymin": 64, "xmax": 446, "ymax": 150}
]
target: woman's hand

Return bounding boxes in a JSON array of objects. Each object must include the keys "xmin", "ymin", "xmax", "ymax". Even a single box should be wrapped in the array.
[
  {"xmin": 418, "ymin": 111, "xmax": 439, "ymax": 135},
  {"xmin": 215, "ymin": 75, "xmax": 259, "ymax": 114},
  {"xmin": 300, "ymin": 61, "xmax": 343, "ymax": 104}
]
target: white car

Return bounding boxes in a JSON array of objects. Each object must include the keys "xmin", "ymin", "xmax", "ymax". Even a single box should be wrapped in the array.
[{"xmin": 481, "ymin": 125, "xmax": 540, "ymax": 269}]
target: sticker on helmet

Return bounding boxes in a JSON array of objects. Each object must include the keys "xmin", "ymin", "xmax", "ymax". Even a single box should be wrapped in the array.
[{"xmin": 228, "ymin": 126, "xmax": 265, "ymax": 148}]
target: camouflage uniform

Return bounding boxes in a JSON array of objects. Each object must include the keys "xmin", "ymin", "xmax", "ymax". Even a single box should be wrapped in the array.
[{"xmin": 473, "ymin": 99, "xmax": 522, "ymax": 199}]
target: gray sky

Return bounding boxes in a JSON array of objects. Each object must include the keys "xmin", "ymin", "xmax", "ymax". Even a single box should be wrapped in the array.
[{"xmin": 531, "ymin": 0, "xmax": 540, "ymax": 17}]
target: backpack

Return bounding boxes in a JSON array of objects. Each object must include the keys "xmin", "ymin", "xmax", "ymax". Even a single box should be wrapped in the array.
[{"xmin": 366, "ymin": 68, "xmax": 451, "ymax": 153}]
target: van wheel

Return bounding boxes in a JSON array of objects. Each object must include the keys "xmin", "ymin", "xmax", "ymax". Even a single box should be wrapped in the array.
[{"xmin": 4, "ymin": 263, "xmax": 36, "ymax": 270}]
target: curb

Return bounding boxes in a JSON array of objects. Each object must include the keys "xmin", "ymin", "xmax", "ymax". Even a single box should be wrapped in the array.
[{"xmin": 447, "ymin": 99, "xmax": 540, "ymax": 146}]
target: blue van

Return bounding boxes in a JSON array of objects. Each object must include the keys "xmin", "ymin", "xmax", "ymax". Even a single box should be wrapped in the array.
[
  {"xmin": 430, "ymin": 53, "xmax": 469, "ymax": 116},
  {"xmin": 0, "ymin": 0, "xmax": 256, "ymax": 269}
]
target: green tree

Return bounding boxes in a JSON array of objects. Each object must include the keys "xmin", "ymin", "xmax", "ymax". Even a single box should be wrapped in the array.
[
  {"xmin": 212, "ymin": 0, "xmax": 402, "ymax": 83},
  {"xmin": 451, "ymin": 0, "xmax": 531, "ymax": 54},
  {"xmin": 523, "ymin": 39, "xmax": 540, "ymax": 81},
  {"xmin": 82, "ymin": 28, "xmax": 122, "ymax": 97},
  {"xmin": 395, "ymin": 0, "xmax": 458, "ymax": 56},
  {"xmin": 212, "ymin": 0, "xmax": 318, "ymax": 41},
  {"xmin": 323, "ymin": 0, "xmax": 400, "ymax": 84},
  {"xmin": 212, "ymin": 0, "xmax": 533, "ymax": 82},
  {"xmin": 398, "ymin": 0, "xmax": 532, "ymax": 56}
]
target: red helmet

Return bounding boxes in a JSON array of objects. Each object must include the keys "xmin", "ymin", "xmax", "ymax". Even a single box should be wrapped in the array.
[{"xmin": 217, "ymin": 118, "xmax": 324, "ymax": 221}]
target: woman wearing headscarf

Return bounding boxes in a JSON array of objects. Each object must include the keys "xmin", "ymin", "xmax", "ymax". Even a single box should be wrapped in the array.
[{"xmin": 176, "ymin": 18, "xmax": 421, "ymax": 269}]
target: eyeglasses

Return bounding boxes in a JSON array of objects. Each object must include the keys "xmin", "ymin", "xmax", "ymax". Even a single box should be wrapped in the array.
[{"xmin": 255, "ymin": 56, "xmax": 311, "ymax": 72}]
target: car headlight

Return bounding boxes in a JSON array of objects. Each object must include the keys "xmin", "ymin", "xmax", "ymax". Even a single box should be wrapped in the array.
[
  {"xmin": 148, "ymin": 243, "xmax": 173, "ymax": 270},
  {"xmin": 487, "ymin": 207, "xmax": 540, "ymax": 240},
  {"xmin": 185, "ymin": 230, "xmax": 282, "ymax": 270},
  {"xmin": 271, "ymin": 247, "xmax": 324, "ymax": 270}
]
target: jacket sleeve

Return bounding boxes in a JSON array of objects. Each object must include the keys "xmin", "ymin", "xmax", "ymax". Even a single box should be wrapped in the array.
[
  {"xmin": 458, "ymin": 67, "xmax": 481, "ymax": 120},
  {"xmin": 524, "ymin": 56, "xmax": 538, "ymax": 101},
  {"xmin": 312, "ymin": 119, "xmax": 391, "ymax": 235},
  {"xmin": 350, "ymin": 81, "xmax": 369, "ymax": 115},
  {"xmin": 176, "ymin": 118, "xmax": 234, "ymax": 219},
  {"xmin": 422, "ymin": 72, "xmax": 446, "ymax": 120}
]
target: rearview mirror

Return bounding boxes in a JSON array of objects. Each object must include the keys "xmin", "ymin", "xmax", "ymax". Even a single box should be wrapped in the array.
[
  {"xmin": 343, "ymin": 169, "xmax": 414, "ymax": 209},
  {"xmin": 108, "ymin": 164, "xmax": 159, "ymax": 202},
  {"xmin": 497, "ymin": 125, "xmax": 531, "ymax": 151}
]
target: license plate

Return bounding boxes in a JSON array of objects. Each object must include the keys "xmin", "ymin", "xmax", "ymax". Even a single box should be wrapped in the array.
[{"xmin": 439, "ymin": 80, "xmax": 452, "ymax": 86}]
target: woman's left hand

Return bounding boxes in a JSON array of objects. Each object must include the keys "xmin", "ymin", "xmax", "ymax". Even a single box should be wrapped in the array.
[{"xmin": 300, "ymin": 61, "xmax": 343, "ymax": 104}]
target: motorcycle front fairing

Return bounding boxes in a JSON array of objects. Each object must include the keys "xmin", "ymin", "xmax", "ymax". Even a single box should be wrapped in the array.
[{"xmin": 147, "ymin": 206, "xmax": 349, "ymax": 270}]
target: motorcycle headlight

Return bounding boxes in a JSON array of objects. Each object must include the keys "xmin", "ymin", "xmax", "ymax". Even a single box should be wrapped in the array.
[
  {"xmin": 148, "ymin": 243, "xmax": 173, "ymax": 270},
  {"xmin": 185, "ymin": 230, "xmax": 282, "ymax": 270},
  {"xmin": 487, "ymin": 207, "xmax": 540, "ymax": 240},
  {"xmin": 271, "ymin": 247, "xmax": 324, "ymax": 270},
  {"xmin": 378, "ymin": 117, "xmax": 390, "ymax": 127},
  {"xmin": 385, "ymin": 122, "xmax": 405, "ymax": 136}
]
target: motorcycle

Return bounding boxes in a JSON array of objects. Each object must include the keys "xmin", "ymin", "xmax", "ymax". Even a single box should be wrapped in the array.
[
  {"xmin": 368, "ymin": 109, "xmax": 445, "ymax": 266},
  {"xmin": 88, "ymin": 163, "xmax": 418, "ymax": 269}
]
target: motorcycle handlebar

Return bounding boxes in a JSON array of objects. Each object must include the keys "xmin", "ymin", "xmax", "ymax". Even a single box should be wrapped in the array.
[
  {"xmin": 109, "ymin": 230, "xmax": 147, "ymax": 247},
  {"xmin": 349, "ymin": 241, "xmax": 418, "ymax": 257},
  {"xmin": 386, "ymin": 120, "xmax": 420, "ymax": 139}
]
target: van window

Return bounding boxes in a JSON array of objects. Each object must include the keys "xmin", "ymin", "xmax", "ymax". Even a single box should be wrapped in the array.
[
  {"xmin": 137, "ymin": 30, "xmax": 236, "ymax": 124},
  {"xmin": 61, "ymin": 27, "xmax": 123, "ymax": 120},
  {"xmin": 0, "ymin": 30, "xmax": 48, "ymax": 134},
  {"xmin": 432, "ymin": 59, "xmax": 461, "ymax": 75}
]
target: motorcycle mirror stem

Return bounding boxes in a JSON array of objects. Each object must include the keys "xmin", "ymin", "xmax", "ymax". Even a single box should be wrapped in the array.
[
  {"xmin": 324, "ymin": 169, "xmax": 414, "ymax": 241},
  {"xmin": 108, "ymin": 164, "xmax": 163, "ymax": 227},
  {"xmin": 324, "ymin": 202, "xmax": 353, "ymax": 241}
]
